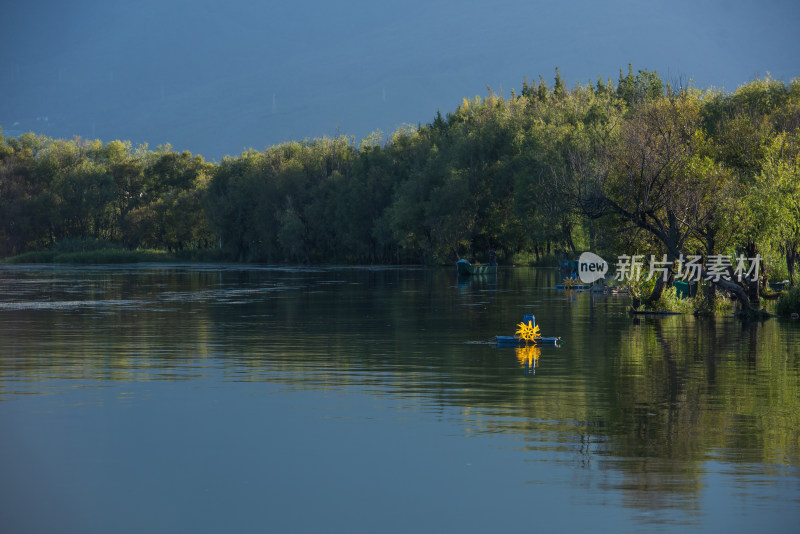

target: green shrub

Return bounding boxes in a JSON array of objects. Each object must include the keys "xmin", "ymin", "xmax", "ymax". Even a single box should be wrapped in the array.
[
  {"xmin": 647, "ymin": 286, "xmax": 694, "ymax": 313},
  {"xmin": 776, "ymin": 284, "xmax": 800, "ymax": 316},
  {"xmin": 53, "ymin": 250, "xmax": 140, "ymax": 264},
  {"xmin": 692, "ymin": 291, "xmax": 735, "ymax": 316},
  {"xmin": 509, "ymin": 251, "xmax": 560, "ymax": 266},
  {"xmin": 640, "ymin": 282, "xmax": 736, "ymax": 316},
  {"xmin": 2, "ymin": 250, "xmax": 57, "ymax": 263},
  {"xmin": 624, "ymin": 275, "xmax": 656, "ymax": 308},
  {"xmin": 53, "ymin": 237, "xmax": 123, "ymax": 253}
]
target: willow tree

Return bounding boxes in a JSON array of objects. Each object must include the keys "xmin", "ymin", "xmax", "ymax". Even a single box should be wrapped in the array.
[
  {"xmin": 754, "ymin": 132, "xmax": 800, "ymax": 281},
  {"xmin": 560, "ymin": 92, "xmax": 760, "ymax": 313}
]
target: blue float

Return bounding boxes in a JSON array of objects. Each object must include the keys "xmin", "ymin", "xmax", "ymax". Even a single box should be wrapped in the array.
[{"xmin": 496, "ymin": 314, "xmax": 562, "ymax": 346}]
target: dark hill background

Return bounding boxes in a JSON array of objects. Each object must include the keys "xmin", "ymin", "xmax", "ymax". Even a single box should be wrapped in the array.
[{"xmin": 2, "ymin": 0, "xmax": 798, "ymax": 160}]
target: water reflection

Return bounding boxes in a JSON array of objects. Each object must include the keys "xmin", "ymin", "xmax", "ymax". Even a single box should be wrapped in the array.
[
  {"xmin": 515, "ymin": 346, "xmax": 541, "ymax": 374},
  {"xmin": 1, "ymin": 264, "xmax": 799, "ymax": 530}
]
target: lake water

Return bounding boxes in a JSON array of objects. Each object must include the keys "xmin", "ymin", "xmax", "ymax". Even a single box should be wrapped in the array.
[{"xmin": 1, "ymin": 264, "xmax": 798, "ymax": 533}]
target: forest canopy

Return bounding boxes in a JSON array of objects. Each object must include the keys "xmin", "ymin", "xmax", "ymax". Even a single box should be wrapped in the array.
[{"xmin": 2, "ymin": 67, "xmax": 799, "ymax": 289}]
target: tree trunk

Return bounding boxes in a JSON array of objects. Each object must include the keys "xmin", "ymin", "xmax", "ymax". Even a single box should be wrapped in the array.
[
  {"xmin": 787, "ymin": 248, "xmax": 798, "ymax": 285},
  {"xmin": 745, "ymin": 243, "xmax": 760, "ymax": 304},
  {"xmin": 711, "ymin": 274, "xmax": 763, "ymax": 316},
  {"xmin": 647, "ymin": 277, "xmax": 666, "ymax": 305},
  {"xmin": 645, "ymin": 249, "xmax": 677, "ymax": 307},
  {"xmin": 567, "ymin": 233, "xmax": 577, "ymax": 253}
]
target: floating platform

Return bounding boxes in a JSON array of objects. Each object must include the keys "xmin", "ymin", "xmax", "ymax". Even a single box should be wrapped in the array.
[
  {"xmin": 496, "ymin": 314, "xmax": 562, "ymax": 347},
  {"xmin": 496, "ymin": 336, "xmax": 561, "ymax": 347},
  {"xmin": 629, "ymin": 309, "xmax": 682, "ymax": 316},
  {"xmin": 555, "ymin": 284, "xmax": 628, "ymax": 295},
  {"xmin": 555, "ymin": 284, "xmax": 591, "ymax": 290}
]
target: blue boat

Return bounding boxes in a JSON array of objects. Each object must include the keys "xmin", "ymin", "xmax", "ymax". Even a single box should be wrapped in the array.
[
  {"xmin": 673, "ymin": 280, "xmax": 697, "ymax": 298},
  {"xmin": 769, "ymin": 280, "xmax": 790, "ymax": 291},
  {"xmin": 457, "ymin": 258, "xmax": 497, "ymax": 276}
]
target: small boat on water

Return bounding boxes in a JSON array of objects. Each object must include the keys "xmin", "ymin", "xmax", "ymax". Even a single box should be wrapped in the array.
[
  {"xmin": 769, "ymin": 280, "xmax": 790, "ymax": 291},
  {"xmin": 457, "ymin": 258, "xmax": 497, "ymax": 276}
]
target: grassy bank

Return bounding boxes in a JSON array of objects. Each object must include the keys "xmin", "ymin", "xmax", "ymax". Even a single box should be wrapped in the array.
[
  {"xmin": 0, "ymin": 238, "xmax": 226, "ymax": 265},
  {"xmin": 2, "ymin": 248, "xmax": 173, "ymax": 264}
]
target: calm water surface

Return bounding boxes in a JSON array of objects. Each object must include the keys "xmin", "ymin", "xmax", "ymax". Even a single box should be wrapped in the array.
[{"xmin": 1, "ymin": 264, "xmax": 798, "ymax": 533}]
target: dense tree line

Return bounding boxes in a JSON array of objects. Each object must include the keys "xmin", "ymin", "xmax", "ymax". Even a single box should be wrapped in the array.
[
  {"xmin": 0, "ymin": 137, "xmax": 214, "ymax": 256},
  {"xmin": 2, "ymin": 67, "xmax": 799, "ymax": 306}
]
